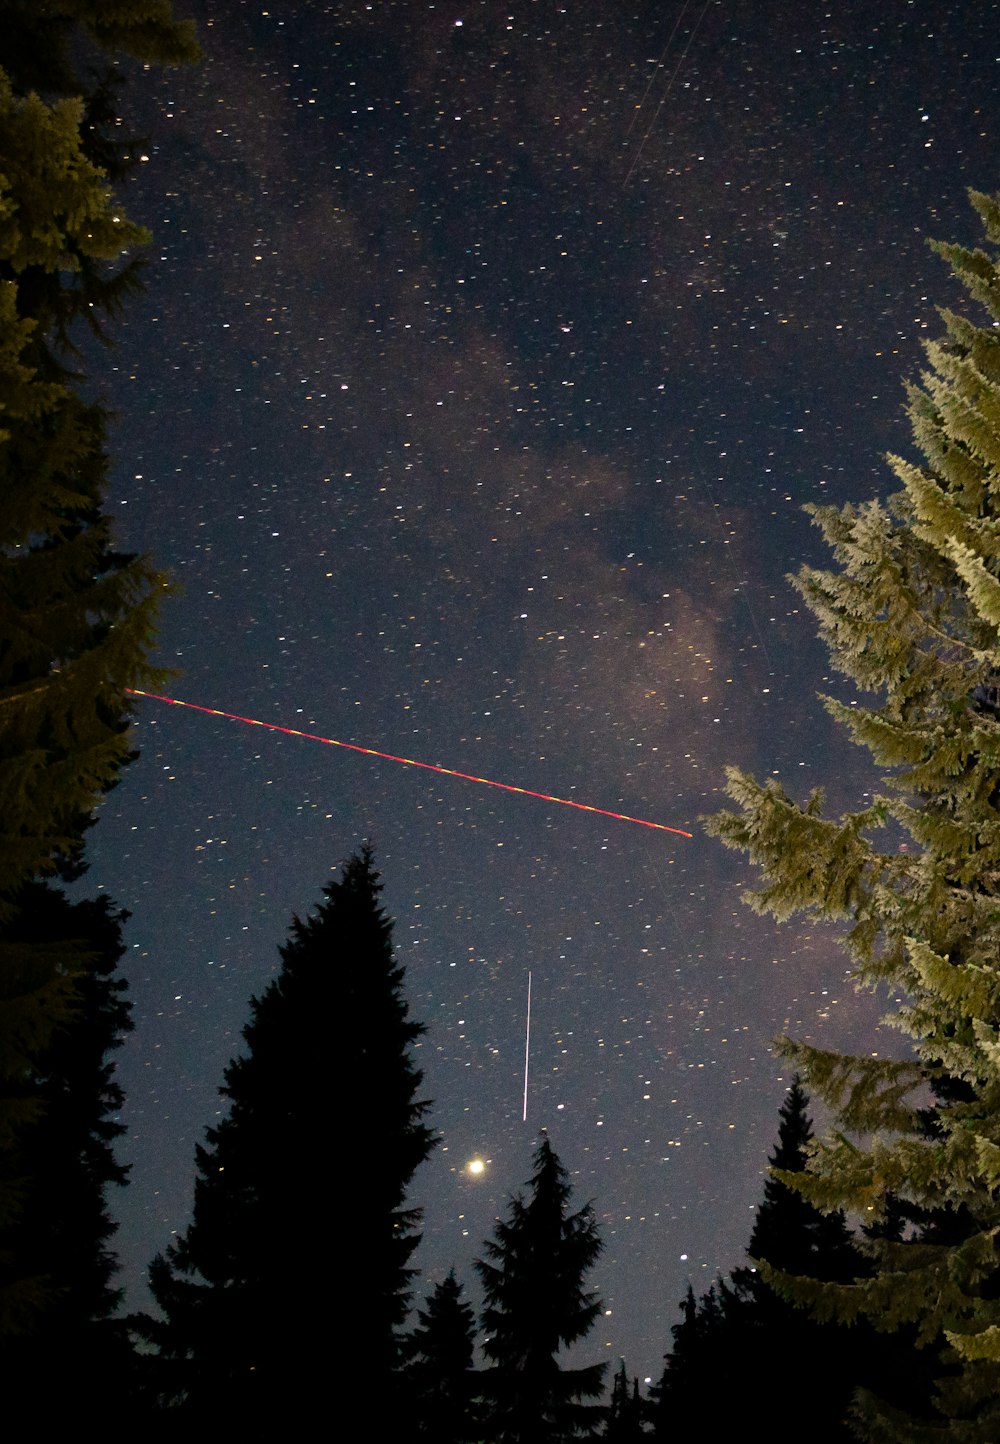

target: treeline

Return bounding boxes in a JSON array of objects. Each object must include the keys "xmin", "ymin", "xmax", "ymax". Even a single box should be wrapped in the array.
[
  {"xmin": 0, "ymin": 833, "xmax": 913, "ymax": 1438},
  {"xmin": 132, "ymin": 844, "xmax": 606, "ymax": 1435},
  {"xmin": 0, "ymin": 836, "xmax": 611, "ymax": 1431},
  {"xmin": 126, "ymin": 850, "xmax": 875, "ymax": 1435},
  {"xmin": 0, "ymin": 836, "xmax": 952, "ymax": 1437}
]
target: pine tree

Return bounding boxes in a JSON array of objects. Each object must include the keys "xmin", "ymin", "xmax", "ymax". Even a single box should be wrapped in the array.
[
  {"xmin": 407, "ymin": 1269, "xmax": 480, "ymax": 1442},
  {"xmin": 0, "ymin": 0, "xmax": 197, "ymax": 1329},
  {"xmin": 706, "ymin": 190, "xmax": 1000, "ymax": 1440},
  {"xmin": 650, "ymin": 1283, "xmax": 723, "ymax": 1440},
  {"xmin": 604, "ymin": 1361, "xmax": 647, "ymax": 1442},
  {"xmin": 726, "ymin": 1079, "xmax": 865, "ymax": 1442},
  {"xmin": 477, "ymin": 1134, "xmax": 605, "ymax": 1443},
  {"xmin": 143, "ymin": 847, "xmax": 434, "ymax": 1418},
  {"xmin": 0, "ymin": 7, "xmax": 198, "ymax": 891},
  {"xmin": 0, "ymin": 880, "xmax": 134, "ymax": 1412},
  {"xmin": 652, "ymin": 1083, "xmax": 863, "ymax": 1441},
  {"xmin": 739, "ymin": 1076, "xmax": 859, "ymax": 1286}
]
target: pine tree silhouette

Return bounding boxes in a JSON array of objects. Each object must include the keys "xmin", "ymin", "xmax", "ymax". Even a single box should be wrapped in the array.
[
  {"xmin": 407, "ymin": 1269, "xmax": 480, "ymax": 1441},
  {"xmin": 604, "ymin": 1360, "xmax": 647, "ymax": 1442},
  {"xmin": 0, "ymin": 882, "xmax": 135, "ymax": 1417},
  {"xmin": 478, "ymin": 1135, "xmax": 605, "ymax": 1442},
  {"xmin": 143, "ymin": 847, "xmax": 434, "ymax": 1418},
  {"xmin": 654, "ymin": 1081, "xmax": 863, "ymax": 1442}
]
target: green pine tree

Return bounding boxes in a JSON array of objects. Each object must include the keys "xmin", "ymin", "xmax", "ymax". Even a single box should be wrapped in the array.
[
  {"xmin": 0, "ymin": 0, "xmax": 196, "ymax": 1330},
  {"xmin": 706, "ymin": 190, "xmax": 1000, "ymax": 1440},
  {"xmin": 0, "ymin": 1, "xmax": 198, "ymax": 899},
  {"xmin": 477, "ymin": 1134, "xmax": 606, "ymax": 1443},
  {"xmin": 142, "ymin": 847, "xmax": 435, "ymax": 1418}
]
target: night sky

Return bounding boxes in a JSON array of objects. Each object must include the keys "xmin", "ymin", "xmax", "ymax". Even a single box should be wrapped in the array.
[{"xmin": 84, "ymin": 0, "xmax": 1000, "ymax": 1382}]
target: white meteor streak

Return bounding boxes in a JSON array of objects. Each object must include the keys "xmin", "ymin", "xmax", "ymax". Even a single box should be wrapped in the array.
[{"xmin": 523, "ymin": 970, "xmax": 532, "ymax": 1124}]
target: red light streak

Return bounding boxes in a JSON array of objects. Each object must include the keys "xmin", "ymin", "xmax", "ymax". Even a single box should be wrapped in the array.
[{"xmin": 125, "ymin": 689, "xmax": 694, "ymax": 839}]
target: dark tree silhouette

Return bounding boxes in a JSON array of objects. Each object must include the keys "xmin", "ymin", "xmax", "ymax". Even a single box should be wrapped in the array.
[
  {"xmin": 407, "ymin": 1269, "xmax": 480, "ymax": 1441},
  {"xmin": 143, "ymin": 846, "xmax": 434, "ymax": 1419},
  {"xmin": 604, "ymin": 1360, "xmax": 647, "ymax": 1442},
  {"xmin": 726, "ymin": 1078, "xmax": 864, "ymax": 1441},
  {"xmin": 650, "ymin": 1283, "xmax": 725, "ymax": 1439},
  {"xmin": 653, "ymin": 1081, "xmax": 864, "ymax": 1442},
  {"xmin": 0, "ymin": 881, "xmax": 134, "ymax": 1415},
  {"xmin": 478, "ymin": 1134, "xmax": 605, "ymax": 1442},
  {"xmin": 739, "ymin": 1076, "xmax": 859, "ymax": 1286}
]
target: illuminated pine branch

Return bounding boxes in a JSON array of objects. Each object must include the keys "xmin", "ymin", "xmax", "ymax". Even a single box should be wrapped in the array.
[
  {"xmin": 706, "ymin": 191, "xmax": 1000, "ymax": 1440},
  {"xmin": 0, "ymin": 0, "xmax": 196, "ymax": 1336}
]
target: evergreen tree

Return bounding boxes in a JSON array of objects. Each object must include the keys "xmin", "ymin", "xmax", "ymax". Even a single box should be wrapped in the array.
[
  {"xmin": 650, "ymin": 1281, "xmax": 725, "ymax": 1439},
  {"xmin": 0, "ymin": 880, "xmax": 134, "ymax": 1412},
  {"xmin": 604, "ymin": 1360, "xmax": 647, "ymax": 1442},
  {"xmin": 0, "ymin": 5, "xmax": 197, "ymax": 891},
  {"xmin": 653, "ymin": 1082, "xmax": 870, "ymax": 1441},
  {"xmin": 407, "ymin": 1269, "xmax": 480, "ymax": 1442},
  {"xmin": 477, "ymin": 1134, "xmax": 605, "ymax": 1443},
  {"xmin": 726, "ymin": 1080, "xmax": 864, "ymax": 1442},
  {"xmin": 706, "ymin": 190, "xmax": 1000, "ymax": 1440},
  {"xmin": 738, "ymin": 1076, "xmax": 859, "ymax": 1286},
  {"xmin": 143, "ymin": 847, "xmax": 434, "ymax": 1418},
  {"xmin": 0, "ymin": 0, "xmax": 196, "ymax": 1330}
]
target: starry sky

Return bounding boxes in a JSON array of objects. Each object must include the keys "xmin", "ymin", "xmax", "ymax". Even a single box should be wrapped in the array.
[{"xmin": 84, "ymin": 0, "xmax": 1000, "ymax": 1382}]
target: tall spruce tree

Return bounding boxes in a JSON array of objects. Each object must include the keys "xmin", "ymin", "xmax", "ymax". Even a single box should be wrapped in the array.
[
  {"xmin": 0, "ymin": 9, "xmax": 197, "ymax": 895},
  {"xmin": 726, "ymin": 1079, "xmax": 864, "ymax": 1441},
  {"xmin": 739, "ymin": 1076, "xmax": 859, "ymax": 1287},
  {"xmin": 650, "ymin": 1283, "xmax": 722, "ymax": 1440},
  {"xmin": 477, "ymin": 1134, "xmax": 605, "ymax": 1443},
  {"xmin": 144, "ymin": 846, "xmax": 434, "ymax": 1418},
  {"xmin": 706, "ymin": 190, "xmax": 1000, "ymax": 1440},
  {"xmin": 652, "ymin": 1082, "xmax": 863, "ymax": 1441},
  {"xmin": 407, "ymin": 1269, "xmax": 480, "ymax": 1442},
  {"xmin": 0, "ymin": 1, "xmax": 197, "ymax": 1331}
]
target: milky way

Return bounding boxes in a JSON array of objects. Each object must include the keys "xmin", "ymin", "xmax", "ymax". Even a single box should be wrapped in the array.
[{"xmin": 90, "ymin": 1, "xmax": 1000, "ymax": 1379}]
